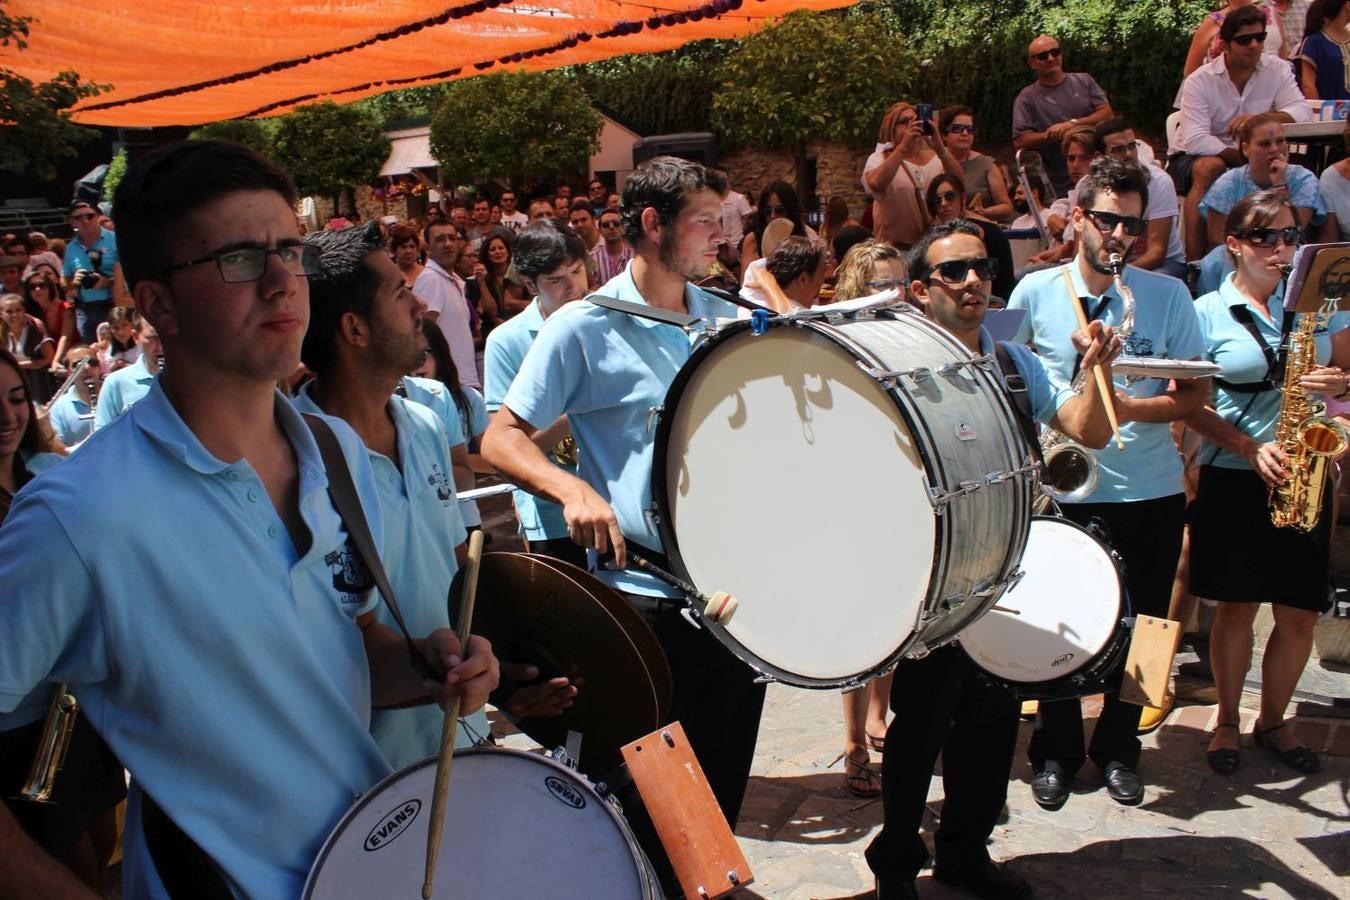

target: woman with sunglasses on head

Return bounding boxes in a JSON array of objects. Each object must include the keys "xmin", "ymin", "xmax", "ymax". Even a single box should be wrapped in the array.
[
  {"xmin": 738, "ymin": 181, "xmax": 814, "ymax": 283},
  {"xmin": 1183, "ymin": 0, "xmax": 1286, "ymax": 77},
  {"xmin": 926, "ymin": 175, "xmax": 1016, "ymax": 302},
  {"xmin": 939, "ymin": 106, "xmax": 1015, "ymax": 224},
  {"xmin": 863, "ymin": 102, "xmax": 964, "ymax": 253},
  {"xmin": 1184, "ymin": 190, "xmax": 1349, "ymax": 777}
]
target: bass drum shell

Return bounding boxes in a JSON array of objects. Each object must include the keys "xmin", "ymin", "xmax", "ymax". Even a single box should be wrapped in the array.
[
  {"xmin": 304, "ymin": 748, "xmax": 661, "ymax": 899},
  {"xmin": 960, "ymin": 515, "xmax": 1131, "ymax": 699},
  {"xmin": 653, "ymin": 311, "xmax": 1035, "ymax": 689}
]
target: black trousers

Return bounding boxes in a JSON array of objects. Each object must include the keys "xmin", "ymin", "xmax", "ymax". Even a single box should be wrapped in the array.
[
  {"xmin": 523, "ymin": 535, "xmax": 590, "ymax": 570},
  {"xmin": 1028, "ymin": 494, "xmax": 1185, "ymax": 774},
  {"xmin": 865, "ymin": 646, "xmax": 1020, "ymax": 881}
]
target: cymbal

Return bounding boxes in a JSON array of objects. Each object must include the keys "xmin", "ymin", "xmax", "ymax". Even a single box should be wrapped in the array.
[{"xmin": 474, "ymin": 552, "xmax": 668, "ymax": 775}]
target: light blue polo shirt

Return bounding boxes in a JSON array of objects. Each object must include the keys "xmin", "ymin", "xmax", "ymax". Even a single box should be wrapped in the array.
[
  {"xmin": 502, "ymin": 262, "xmax": 738, "ymax": 597},
  {"xmin": 484, "ymin": 298, "xmax": 577, "ymax": 542},
  {"xmin": 1194, "ymin": 273, "xmax": 1349, "ymax": 469},
  {"xmin": 293, "ymin": 384, "xmax": 482, "ymax": 768},
  {"xmin": 979, "ymin": 329, "xmax": 1076, "ymax": 424},
  {"xmin": 61, "ymin": 227, "xmax": 118, "ymax": 304},
  {"xmin": 1198, "ymin": 163, "xmax": 1327, "ymax": 224},
  {"xmin": 400, "ymin": 375, "xmax": 467, "ymax": 449},
  {"xmin": 48, "ymin": 390, "xmax": 94, "ymax": 447},
  {"xmin": 93, "ymin": 355, "xmax": 155, "ymax": 430},
  {"xmin": 1008, "ymin": 263, "xmax": 1204, "ymax": 502},
  {"xmin": 0, "ymin": 381, "xmax": 393, "ymax": 899}
]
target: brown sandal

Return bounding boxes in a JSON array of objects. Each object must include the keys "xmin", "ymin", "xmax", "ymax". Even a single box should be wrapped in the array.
[{"xmin": 844, "ymin": 754, "xmax": 882, "ymax": 798}]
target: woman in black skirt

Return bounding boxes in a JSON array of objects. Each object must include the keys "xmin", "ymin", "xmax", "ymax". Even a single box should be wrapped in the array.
[{"xmin": 1186, "ymin": 190, "xmax": 1350, "ymax": 776}]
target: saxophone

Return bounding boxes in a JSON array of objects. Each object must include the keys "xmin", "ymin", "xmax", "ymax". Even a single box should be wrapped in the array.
[{"xmin": 1270, "ymin": 296, "xmax": 1348, "ymax": 531}]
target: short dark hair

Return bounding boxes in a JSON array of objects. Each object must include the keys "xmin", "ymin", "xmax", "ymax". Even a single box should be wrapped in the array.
[
  {"xmin": 925, "ymin": 174, "xmax": 965, "ymax": 215},
  {"xmin": 1093, "ymin": 117, "xmax": 1133, "ymax": 153},
  {"xmin": 907, "ymin": 220, "xmax": 985, "ymax": 284},
  {"xmin": 830, "ymin": 224, "xmax": 872, "ymax": 272},
  {"xmin": 765, "ymin": 236, "xmax": 825, "ymax": 288},
  {"xmin": 423, "ymin": 219, "xmax": 457, "ymax": 246},
  {"xmin": 1224, "ymin": 188, "xmax": 1297, "ymax": 240},
  {"xmin": 2, "ymin": 233, "xmax": 32, "ymax": 253},
  {"xmin": 938, "ymin": 105, "xmax": 974, "ymax": 135},
  {"xmin": 598, "ymin": 207, "xmax": 621, "ymax": 221},
  {"xmin": 389, "ymin": 224, "xmax": 420, "ymax": 250},
  {"xmin": 620, "ymin": 156, "xmax": 719, "ymax": 248},
  {"xmin": 512, "ymin": 218, "xmax": 587, "ymax": 282},
  {"xmin": 1077, "ymin": 157, "xmax": 1149, "ymax": 213},
  {"xmin": 68, "ymin": 200, "xmax": 96, "ymax": 216},
  {"xmin": 301, "ymin": 222, "xmax": 386, "ymax": 376},
  {"xmin": 1220, "ymin": 4, "xmax": 1266, "ymax": 42},
  {"xmin": 569, "ymin": 197, "xmax": 594, "ymax": 216},
  {"xmin": 472, "ymin": 196, "xmax": 490, "ymax": 209},
  {"xmin": 112, "ymin": 141, "xmax": 297, "ymax": 290}
]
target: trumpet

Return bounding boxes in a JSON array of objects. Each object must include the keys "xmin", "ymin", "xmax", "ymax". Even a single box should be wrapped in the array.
[{"xmin": 13, "ymin": 685, "xmax": 79, "ymax": 804}]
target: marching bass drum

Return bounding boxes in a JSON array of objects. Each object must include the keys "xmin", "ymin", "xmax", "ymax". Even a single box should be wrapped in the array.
[
  {"xmin": 652, "ymin": 308, "xmax": 1039, "ymax": 689},
  {"xmin": 959, "ymin": 515, "xmax": 1132, "ymax": 699},
  {"xmin": 304, "ymin": 748, "xmax": 662, "ymax": 899}
]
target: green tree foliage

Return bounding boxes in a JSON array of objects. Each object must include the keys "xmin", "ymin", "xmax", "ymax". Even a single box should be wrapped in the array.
[
  {"xmin": 571, "ymin": 41, "xmax": 727, "ymax": 137},
  {"xmin": 711, "ymin": 8, "xmax": 918, "ymax": 154},
  {"xmin": 357, "ymin": 84, "xmax": 451, "ymax": 126},
  {"xmin": 189, "ymin": 118, "xmax": 276, "ymax": 155},
  {"xmin": 102, "ymin": 147, "xmax": 127, "ymax": 201},
  {"xmin": 271, "ymin": 102, "xmax": 390, "ymax": 199},
  {"xmin": 429, "ymin": 71, "xmax": 602, "ymax": 187},
  {"xmin": 0, "ymin": 2, "xmax": 106, "ymax": 181}
]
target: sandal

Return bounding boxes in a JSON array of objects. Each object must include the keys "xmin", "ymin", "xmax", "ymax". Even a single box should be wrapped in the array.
[
  {"xmin": 866, "ymin": 731, "xmax": 887, "ymax": 754},
  {"xmin": 844, "ymin": 753, "xmax": 882, "ymax": 798},
  {"xmin": 1253, "ymin": 721, "xmax": 1320, "ymax": 774},
  {"xmin": 1206, "ymin": 722, "xmax": 1240, "ymax": 775}
]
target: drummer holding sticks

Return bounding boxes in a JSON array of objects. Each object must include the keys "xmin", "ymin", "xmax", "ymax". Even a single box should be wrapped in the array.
[
  {"xmin": 482, "ymin": 157, "xmax": 763, "ymax": 893},
  {"xmin": 0, "ymin": 142, "xmax": 499, "ymax": 899},
  {"xmin": 1007, "ymin": 158, "xmax": 1207, "ymax": 809},
  {"xmin": 867, "ymin": 219, "xmax": 1122, "ymax": 900}
]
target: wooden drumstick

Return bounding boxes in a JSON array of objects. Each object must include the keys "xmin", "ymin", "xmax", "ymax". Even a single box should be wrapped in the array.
[
  {"xmin": 748, "ymin": 265, "xmax": 794, "ymax": 314},
  {"xmin": 1061, "ymin": 268, "xmax": 1125, "ymax": 451},
  {"xmin": 422, "ymin": 529, "xmax": 485, "ymax": 899}
]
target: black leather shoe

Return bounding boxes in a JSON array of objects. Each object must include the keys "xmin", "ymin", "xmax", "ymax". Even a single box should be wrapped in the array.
[
  {"xmin": 934, "ymin": 858, "xmax": 1033, "ymax": 899},
  {"xmin": 1031, "ymin": 761, "xmax": 1069, "ymax": 809},
  {"xmin": 875, "ymin": 876, "xmax": 919, "ymax": 899},
  {"xmin": 1103, "ymin": 761, "xmax": 1143, "ymax": 804}
]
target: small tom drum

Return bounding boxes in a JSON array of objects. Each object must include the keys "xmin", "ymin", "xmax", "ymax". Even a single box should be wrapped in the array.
[{"xmin": 960, "ymin": 516, "xmax": 1131, "ymax": 699}]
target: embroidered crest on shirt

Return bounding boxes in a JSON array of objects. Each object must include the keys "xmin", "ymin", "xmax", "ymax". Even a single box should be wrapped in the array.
[
  {"xmin": 1123, "ymin": 334, "xmax": 1154, "ymax": 358},
  {"xmin": 427, "ymin": 465, "xmax": 453, "ymax": 503},
  {"xmin": 325, "ymin": 535, "xmax": 375, "ymax": 604}
]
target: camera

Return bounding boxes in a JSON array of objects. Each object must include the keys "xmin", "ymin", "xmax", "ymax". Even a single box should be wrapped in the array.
[
  {"xmin": 80, "ymin": 270, "xmax": 101, "ymax": 289},
  {"xmin": 916, "ymin": 103, "xmax": 935, "ymax": 137},
  {"xmin": 80, "ymin": 250, "xmax": 103, "ymax": 289}
]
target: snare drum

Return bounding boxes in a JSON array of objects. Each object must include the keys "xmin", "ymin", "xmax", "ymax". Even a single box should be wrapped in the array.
[
  {"xmin": 959, "ymin": 516, "xmax": 1131, "ymax": 699},
  {"xmin": 652, "ymin": 308, "xmax": 1039, "ymax": 689},
  {"xmin": 304, "ymin": 748, "xmax": 661, "ymax": 899}
]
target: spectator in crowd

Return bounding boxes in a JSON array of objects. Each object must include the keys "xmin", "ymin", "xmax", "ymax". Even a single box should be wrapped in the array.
[
  {"xmin": 591, "ymin": 206, "xmax": 634, "ymax": 286},
  {"xmin": 1026, "ymin": 126, "xmax": 1097, "ymax": 266},
  {"xmin": 10, "ymin": 232, "xmax": 60, "ymax": 281},
  {"xmin": 554, "ymin": 196, "xmax": 571, "ymax": 219},
  {"xmin": 1296, "ymin": 0, "xmax": 1350, "ymax": 99},
  {"xmin": 820, "ymin": 197, "xmax": 861, "ymax": 247},
  {"xmin": 741, "ymin": 237, "xmax": 829, "ymax": 311},
  {"xmin": 1275, "ymin": 0, "xmax": 1313, "ymax": 56},
  {"xmin": 864, "ymin": 102, "xmax": 964, "ymax": 250},
  {"xmin": 2, "ymin": 235, "xmax": 29, "ymax": 283},
  {"xmin": 588, "ymin": 178, "xmax": 608, "ymax": 215},
  {"xmin": 61, "ymin": 200, "xmax": 122, "ymax": 345},
  {"xmin": 528, "ymin": 197, "xmax": 556, "ymax": 221},
  {"xmin": 1184, "ymin": 0, "xmax": 1288, "ymax": 77},
  {"xmin": 568, "ymin": 199, "xmax": 602, "ymax": 254},
  {"xmin": 1012, "ymin": 35, "xmax": 1114, "ymax": 195},
  {"xmin": 413, "ymin": 219, "xmax": 480, "ymax": 388},
  {"xmin": 739, "ymin": 181, "xmax": 813, "ymax": 280},
  {"xmin": 1170, "ymin": 5, "xmax": 1311, "ymax": 260},
  {"xmin": 832, "ymin": 239, "xmax": 908, "ymax": 303},
  {"xmin": 940, "ymin": 105, "xmax": 1015, "ymax": 222},
  {"xmin": 830, "ymin": 225, "xmax": 874, "ymax": 282},
  {"xmin": 45, "ymin": 347, "xmax": 100, "ymax": 448},
  {"xmin": 425, "ymin": 203, "xmax": 446, "ymax": 226},
  {"xmin": 1319, "ymin": 121, "xmax": 1350, "ymax": 238},
  {"xmin": 499, "ymin": 189, "xmax": 528, "ymax": 232},
  {"xmin": 390, "ymin": 224, "xmax": 424, "ymax": 287},
  {"xmin": 96, "ymin": 307, "xmax": 141, "ymax": 375},
  {"xmin": 606, "ymin": 191, "xmax": 622, "ymax": 211},
  {"xmin": 927, "ymin": 175, "xmax": 1016, "ymax": 301},
  {"xmin": 92, "ymin": 321, "xmax": 163, "ymax": 430},
  {"xmin": 21, "ymin": 269, "xmax": 74, "ymax": 370},
  {"xmin": 0, "ymin": 256, "xmax": 21, "ymax": 296},
  {"xmin": 490, "ymin": 203, "xmax": 503, "ymax": 227},
  {"xmin": 467, "ymin": 197, "xmax": 493, "ymax": 246},
  {"xmin": 449, "ymin": 204, "xmax": 470, "ymax": 234},
  {"xmin": 1011, "ymin": 180, "xmax": 1068, "ymax": 238},
  {"xmin": 474, "ymin": 228, "xmax": 529, "ymax": 335},
  {"xmin": 715, "ymin": 169, "xmax": 753, "ymax": 268},
  {"xmin": 0, "ymin": 293, "xmax": 55, "ymax": 403},
  {"xmin": 556, "ymin": 184, "xmax": 573, "ymax": 201}
]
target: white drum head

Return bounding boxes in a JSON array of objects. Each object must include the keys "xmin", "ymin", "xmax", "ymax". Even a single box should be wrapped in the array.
[
  {"xmin": 960, "ymin": 518, "xmax": 1122, "ymax": 684},
  {"xmin": 305, "ymin": 749, "xmax": 652, "ymax": 899},
  {"xmin": 660, "ymin": 326, "xmax": 934, "ymax": 684}
]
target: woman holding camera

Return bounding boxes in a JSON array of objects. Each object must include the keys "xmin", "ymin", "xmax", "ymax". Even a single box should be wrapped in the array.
[{"xmin": 862, "ymin": 102, "xmax": 965, "ymax": 250}]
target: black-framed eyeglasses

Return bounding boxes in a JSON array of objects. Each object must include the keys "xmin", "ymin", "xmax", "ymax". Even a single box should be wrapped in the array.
[
  {"xmin": 1230, "ymin": 31, "xmax": 1268, "ymax": 46},
  {"xmin": 946, "ymin": 123, "xmax": 976, "ymax": 135},
  {"xmin": 1232, "ymin": 225, "xmax": 1301, "ymax": 248},
  {"xmin": 1031, "ymin": 47, "xmax": 1063, "ymax": 61},
  {"xmin": 156, "ymin": 244, "xmax": 320, "ymax": 283},
  {"xmin": 1084, "ymin": 209, "xmax": 1146, "ymax": 237},
  {"xmin": 930, "ymin": 257, "xmax": 999, "ymax": 285}
]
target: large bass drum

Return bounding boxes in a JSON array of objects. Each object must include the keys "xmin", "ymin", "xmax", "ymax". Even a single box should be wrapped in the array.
[
  {"xmin": 653, "ymin": 308, "xmax": 1039, "ymax": 689},
  {"xmin": 304, "ymin": 748, "xmax": 661, "ymax": 899}
]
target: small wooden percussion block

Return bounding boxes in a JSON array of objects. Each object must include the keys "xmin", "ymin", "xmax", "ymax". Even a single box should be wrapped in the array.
[
  {"xmin": 1120, "ymin": 616, "xmax": 1182, "ymax": 709},
  {"xmin": 621, "ymin": 722, "xmax": 752, "ymax": 899}
]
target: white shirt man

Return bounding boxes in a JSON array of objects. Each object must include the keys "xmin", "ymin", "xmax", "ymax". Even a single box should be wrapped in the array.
[
  {"xmin": 1174, "ymin": 53, "xmax": 1310, "ymax": 158},
  {"xmin": 412, "ymin": 221, "xmax": 480, "ymax": 388}
]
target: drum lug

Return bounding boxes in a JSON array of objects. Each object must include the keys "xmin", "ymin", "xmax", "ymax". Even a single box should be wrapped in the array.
[
  {"xmin": 646, "ymin": 405, "xmax": 664, "ymax": 433},
  {"xmin": 938, "ymin": 354, "xmax": 996, "ymax": 377},
  {"xmin": 549, "ymin": 744, "xmax": 579, "ymax": 771},
  {"xmin": 753, "ymin": 674, "xmax": 777, "ymax": 685},
  {"xmin": 857, "ymin": 359, "xmax": 931, "ymax": 387},
  {"xmin": 929, "ymin": 479, "xmax": 982, "ymax": 508},
  {"xmin": 679, "ymin": 606, "xmax": 704, "ymax": 630}
]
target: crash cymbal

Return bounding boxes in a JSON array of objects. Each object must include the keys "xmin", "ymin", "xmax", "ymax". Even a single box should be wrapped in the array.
[
  {"xmin": 519, "ymin": 553, "xmax": 673, "ymax": 718},
  {"xmin": 474, "ymin": 552, "xmax": 662, "ymax": 775}
]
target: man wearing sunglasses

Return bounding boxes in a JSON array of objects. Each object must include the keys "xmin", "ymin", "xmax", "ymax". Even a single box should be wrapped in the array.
[
  {"xmin": 1169, "ymin": 4, "xmax": 1310, "ymax": 259},
  {"xmin": 591, "ymin": 206, "xmax": 634, "ymax": 285},
  {"xmin": 867, "ymin": 219, "xmax": 1119, "ymax": 900},
  {"xmin": 1013, "ymin": 35, "xmax": 1114, "ymax": 195},
  {"xmin": 61, "ymin": 200, "xmax": 124, "ymax": 345},
  {"xmin": 1008, "ymin": 158, "xmax": 1207, "ymax": 811}
]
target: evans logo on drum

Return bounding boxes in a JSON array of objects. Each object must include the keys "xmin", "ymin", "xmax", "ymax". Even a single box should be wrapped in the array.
[
  {"xmin": 363, "ymin": 799, "xmax": 421, "ymax": 851},
  {"xmin": 1051, "ymin": 652, "xmax": 1075, "ymax": 668},
  {"xmin": 545, "ymin": 776, "xmax": 587, "ymax": 809}
]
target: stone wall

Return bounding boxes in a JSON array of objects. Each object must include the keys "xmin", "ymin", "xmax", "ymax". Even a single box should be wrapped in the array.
[
  {"xmin": 310, "ymin": 186, "xmax": 423, "ymax": 227},
  {"xmin": 721, "ymin": 140, "xmax": 873, "ymax": 220}
]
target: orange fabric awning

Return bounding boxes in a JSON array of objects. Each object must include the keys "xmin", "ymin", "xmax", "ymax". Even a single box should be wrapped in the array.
[{"xmin": 2, "ymin": 0, "xmax": 855, "ymax": 127}]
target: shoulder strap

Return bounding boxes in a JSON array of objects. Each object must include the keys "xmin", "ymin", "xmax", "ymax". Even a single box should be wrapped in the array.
[
  {"xmin": 303, "ymin": 414, "xmax": 434, "ymax": 681},
  {"xmin": 1216, "ymin": 305, "xmax": 1279, "ymax": 393},
  {"xmin": 993, "ymin": 342, "xmax": 1043, "ymax": 462},
  {"xmin": 585, "ymin": 293, "xmax": 702, "ymax": 329}
]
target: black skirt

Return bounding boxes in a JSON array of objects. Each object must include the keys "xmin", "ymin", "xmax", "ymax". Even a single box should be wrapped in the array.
[{"xmin": 1189, "ymin": 464, "xmax": 1333, "ymax": 612}]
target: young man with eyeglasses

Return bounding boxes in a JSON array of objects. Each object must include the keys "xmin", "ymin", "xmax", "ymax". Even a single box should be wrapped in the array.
[
  {"xmin": 1007, "ymin": 158, "xmax": 1206, "ymax": 811},
  {"xmin": 0, "ymin": 141, "xmax": 498, "ymax": 898},
  {"xmin": 590, "ymin": 206, "xmax": 634, "ymax": 286},
  {"xmin": 1170, "ymin": 4, "xmax": 1311, "ymax": 260},
  {"xmin": 867, "ymin": 219, "xmax": 1119, "ymax": 900},
  {"xmin": 61, "ymin": 201, "xmax": 124, "ymax": 345},
  {"xmin": 1012, "ymin": 35, "xmax": 1114, "ymax": 195}
]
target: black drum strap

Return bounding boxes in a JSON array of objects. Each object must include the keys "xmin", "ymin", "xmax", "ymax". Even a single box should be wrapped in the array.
[{"xmin": 993, "ymin": 342, "xmax": 1043, "ymax": 466}]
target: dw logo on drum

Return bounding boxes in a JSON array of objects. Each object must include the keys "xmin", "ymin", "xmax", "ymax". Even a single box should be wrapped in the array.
[
  {"xmin": 545, "ymin": 776, "xmax": 588, "ymax": 810},
  {"xmin": 362, "ymin": 799, "xmax": 422, "ymax": 852}
]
